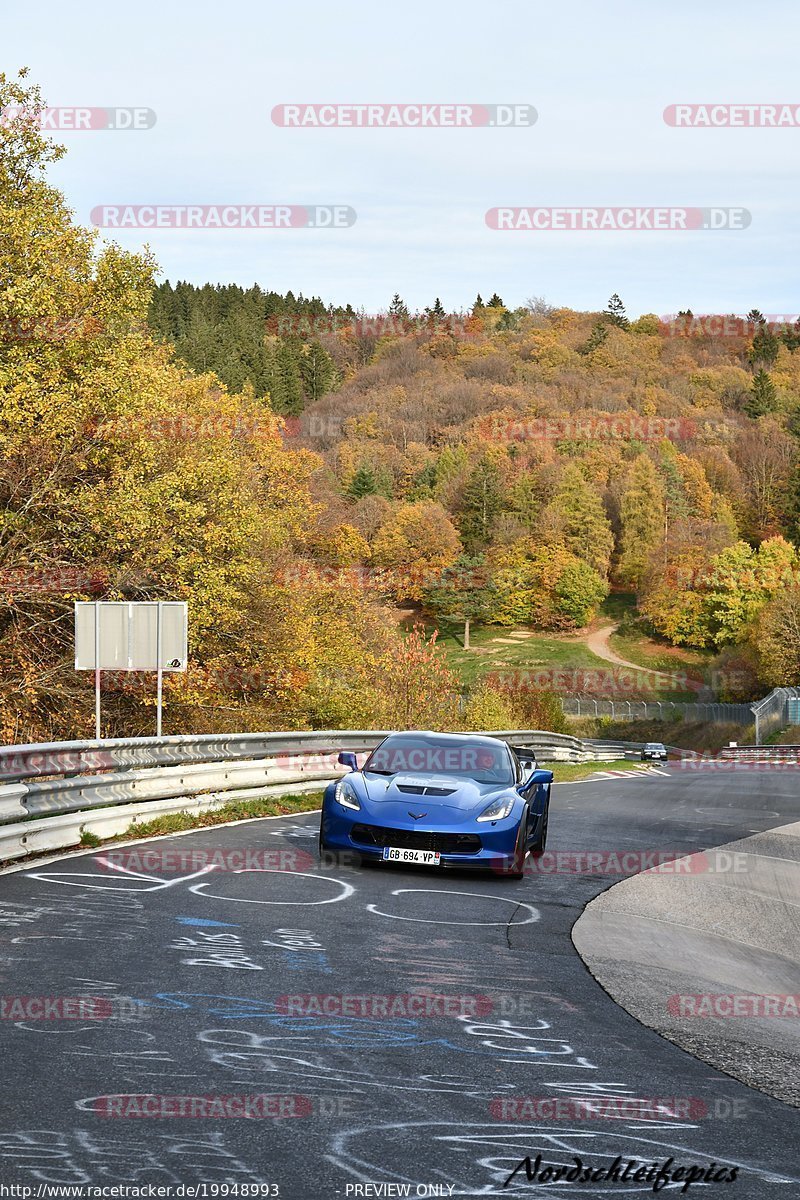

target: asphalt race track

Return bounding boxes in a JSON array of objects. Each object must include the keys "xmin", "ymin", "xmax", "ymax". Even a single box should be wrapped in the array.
[{"xmin": 0, "ymin": 768, "xmax": 798, "ymax": 1198}]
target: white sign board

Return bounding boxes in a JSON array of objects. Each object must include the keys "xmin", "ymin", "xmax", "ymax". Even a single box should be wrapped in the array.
[
  {"xmin": 75, "ymin": 602, "xmax": 187, "ymax": 672},
  {"xmin": 75, "ymin": 601, "xmax": 188, "ymax": 738}
]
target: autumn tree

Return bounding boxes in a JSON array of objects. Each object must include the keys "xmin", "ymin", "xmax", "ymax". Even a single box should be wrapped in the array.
[
  {"xmin": 755, "ymin": 588, "xmax": 800, "ymax": 687},
  {"xmin": 617, "ymin": 456, "xmax": 665, "ymax": 589},
  {"xmin": 487, "ymin": 540, "xmax": 607, "ymax": 630},
  {"xmin": 371, "ymin": 501, "xmax": 461, "ymax": 599},
  {"xmin": 372, "ymin": 626, "xmax": 459, "ymax": 729},
  {"xmin": 546, "ymin": 463, "xmax": 614, "ymax": 576}
]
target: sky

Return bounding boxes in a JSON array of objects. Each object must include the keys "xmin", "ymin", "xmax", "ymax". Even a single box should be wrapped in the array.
[{"xmin": 5, "ymin": 0, "xmax": 800, "ymax": 317}]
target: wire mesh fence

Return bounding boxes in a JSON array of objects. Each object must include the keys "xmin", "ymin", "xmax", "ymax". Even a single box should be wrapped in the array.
[{"xmin": 561, "ymin": 698, "xmax": 754, "ymax": 724}]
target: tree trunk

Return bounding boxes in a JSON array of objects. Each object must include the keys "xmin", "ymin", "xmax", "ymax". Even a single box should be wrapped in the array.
[{"xmin": 464, "ymin": 618, "xmax": 470, "ymax": 651}]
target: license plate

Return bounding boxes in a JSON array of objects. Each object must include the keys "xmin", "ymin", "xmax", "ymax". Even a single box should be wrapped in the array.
[{"xmin": 382, "ymin": 847, "xmax": 441, "ymax": 866}]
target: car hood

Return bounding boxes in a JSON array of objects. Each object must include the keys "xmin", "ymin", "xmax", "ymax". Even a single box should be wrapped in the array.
[{"xmin": 359, "ymin": 771, "xmax": 513, "ymax": 822}]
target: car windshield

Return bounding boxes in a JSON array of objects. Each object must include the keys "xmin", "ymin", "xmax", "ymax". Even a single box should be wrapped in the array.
[
  {"xmin": 364, "ymin": 734, "xmax": 514, "ymax": 785},
  {"xmin": 646, "ymin": 744, "xmax": 665, "ymax": 750}
]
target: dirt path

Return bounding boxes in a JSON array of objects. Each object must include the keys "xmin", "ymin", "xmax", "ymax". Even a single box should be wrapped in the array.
[{"xmin": 584, "ymin": 623, "xmax": 673, "ymax": 679}]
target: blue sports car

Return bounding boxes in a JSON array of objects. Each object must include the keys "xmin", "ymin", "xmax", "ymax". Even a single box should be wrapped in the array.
[{"xmin": 318, "ymin": 731, "xmax": 553, "ymax": 879}]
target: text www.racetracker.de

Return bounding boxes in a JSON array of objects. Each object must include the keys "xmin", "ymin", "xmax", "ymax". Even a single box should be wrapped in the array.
[{"xmin": 0, "ymin": 1187, "xmax": 279, "ymax": 1198}]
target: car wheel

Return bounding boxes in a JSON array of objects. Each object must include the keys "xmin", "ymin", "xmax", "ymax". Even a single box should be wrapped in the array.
[
  {"xmin": 530, "ymin": 804, "xmax": 549, "ymax": 855},
  {"xmin": 507, "ymin": 811, "xmax": 529, "ymax": 880},
  {"xmin": 318, "ymin": 822, "xmax": 329, "ymax": 861}
]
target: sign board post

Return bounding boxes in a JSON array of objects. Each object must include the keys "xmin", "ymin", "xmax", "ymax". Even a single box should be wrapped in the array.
[
  {"xmin": 156, "ymin": 602, "xmax": 163, "ymax": 738},
  {"xmin": 94, "ymin": 600, "xmax": 101, "ymax": 739},
  {"xmin": 75, "ymin": 601, "xmax": 188, "ymax": 739}
]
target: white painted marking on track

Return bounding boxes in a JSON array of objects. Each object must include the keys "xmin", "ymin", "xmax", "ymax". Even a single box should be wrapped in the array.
[
  {"xmin": 25, "ymin": 864, "xmax": 217, "ymax": 892},
  {"xmin": 189, "ymin": 869, "xmax": 354, "ymax": 906},
  {"xmin": 366, "ymin": 888, "xmax": 539, "ymax": 926}
]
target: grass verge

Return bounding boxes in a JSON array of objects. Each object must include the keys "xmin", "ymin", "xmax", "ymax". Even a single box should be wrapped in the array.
[
  {"xmin": 60, "ymin": 792, "xmax": 323, "ymax": 858},
  {"xmin": 110, "ymin": 791, "xmax": 325, "ymax": 842}
]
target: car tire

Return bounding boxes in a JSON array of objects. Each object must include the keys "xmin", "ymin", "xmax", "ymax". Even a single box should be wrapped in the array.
[
  {"xmin": 507, "ymin": 812, "xmax": 529, "ymax": 880},
  {"xmin": 530, "ymin": 804, "xmax": 549, "ymax": 855}
]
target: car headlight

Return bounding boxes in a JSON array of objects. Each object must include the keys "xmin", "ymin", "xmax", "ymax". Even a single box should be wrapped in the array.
[
  {"xmin": 477, "ymin": 795, "xmax": 516, "ymax": 822},
  {"xmin": 335, "ymin": 777, "xmax": 361, "ymax": 811}
]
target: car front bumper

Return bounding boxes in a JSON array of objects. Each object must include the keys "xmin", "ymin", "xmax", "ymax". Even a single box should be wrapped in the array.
[{"xmin": 320, "ymin": 805, "xmax": 544, "ymax": 871}]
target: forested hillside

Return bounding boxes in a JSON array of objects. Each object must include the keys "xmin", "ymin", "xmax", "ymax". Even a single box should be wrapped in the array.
[{"xmin": 157, "ymin": 280, "xmax": 800, "ymax": 701}]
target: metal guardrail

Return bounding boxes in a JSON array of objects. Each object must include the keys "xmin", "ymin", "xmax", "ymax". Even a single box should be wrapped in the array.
[
  {"xmin": 719, "ymin": 744, "xmax": 800, "ymax": 760},
  {"xmin": 0, "ymin": 731, "xmax": 391, "ymax": 784}
]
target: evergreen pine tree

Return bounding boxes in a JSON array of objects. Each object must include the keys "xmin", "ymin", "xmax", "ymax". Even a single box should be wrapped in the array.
[
  {"xmin": 578, "ymin": 321, "xmax": 609, "ymax": 355},
  {"xmin": 299, "ymin": 340, "xmax": 336, "ymax": 402},
  {"xmin": 458, "ymin": 456, "xmax": 505, "ymax": 550},
  {"xmin": 424, "ymin": 297, "xmax": 446, "ymax": 322},
  {"xmin": 749, "ymin": 320, "xmax": 780, "ymax": 367},
  {"xmin": 347, "ymin": 464, "xmax": 379, "ymax": 498},
  {"xmin": 388, "ymin": 293, "xmax": 409, "ymax": 319},
  {"xmin": 745, "ymin": 370, "xmax": 778, "ymax": 417},
  {"xmin": 605, "ymin": 294, "xmax": 629, "ymax": 329},
  {"xmin": 275, "ymin": 340, "xmax": 304, "ymax": 414}
]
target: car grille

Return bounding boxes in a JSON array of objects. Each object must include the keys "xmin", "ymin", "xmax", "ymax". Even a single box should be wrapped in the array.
[{"xmin": 350, "ymin": 824, "xmax": 482, "ymax": 855}]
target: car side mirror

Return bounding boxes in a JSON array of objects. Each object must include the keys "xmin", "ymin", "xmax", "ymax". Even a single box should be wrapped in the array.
[
  {"xmin": 518, "ymin": 759, "xmax": 536, "ymax": 788},
  {"xmin": 338, "ymin": 751, "xmax": 358, "ymax": 771}
]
